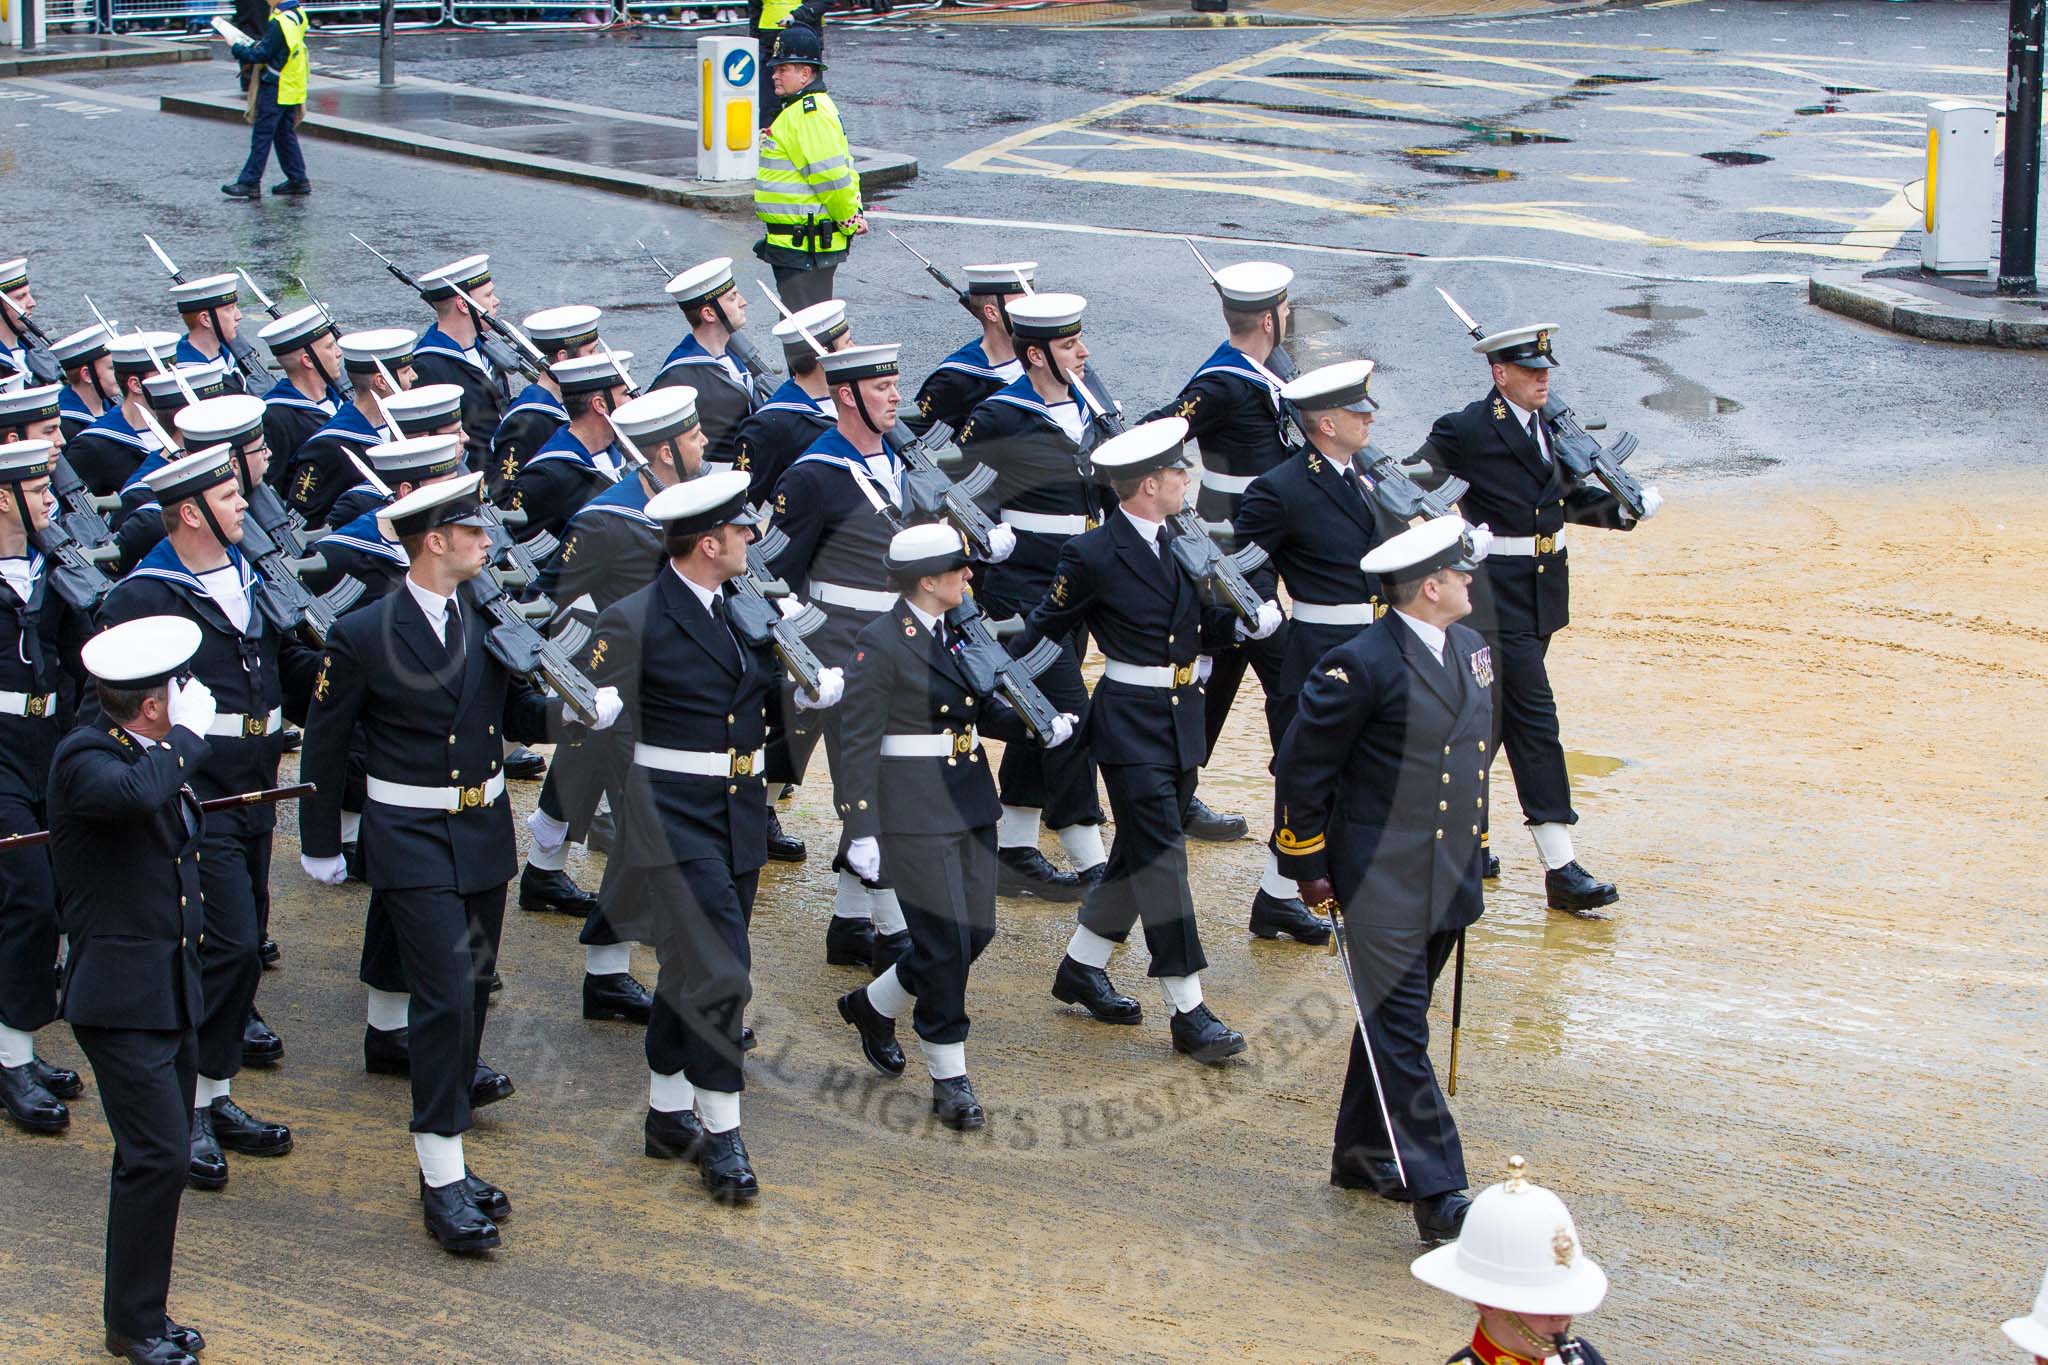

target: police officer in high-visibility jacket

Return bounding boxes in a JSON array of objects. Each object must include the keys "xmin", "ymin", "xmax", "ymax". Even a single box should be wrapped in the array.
[
  {"xmin": 224, "ymin": 0, "xmax": 311, "ymax": 200},
  {"xmin": 753, "ymin": 21, "xmax": 865, "ymax": 313}
]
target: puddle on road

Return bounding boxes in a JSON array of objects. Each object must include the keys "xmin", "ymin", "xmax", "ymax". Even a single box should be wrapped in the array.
[
  {"xmin": 1403, "ymin": 150, "xmax": 1515, "ymax": 181},
  {"xmin": 1643, "ymin": 386, "xmax": 1745, "ymax": 417},
  {"xmin": 1573, "ymin": 73, "xmax": 1660, "ymax": 87},
  {"xmin": 1608, "ymin": 303, "xmax": 1706, "ymax": 322},
  {"xmin": 1701, "ymin": 151, "xmax": 1774, "ymax": 166},
  {"xmin": 1565, "ymin": 751, "xmax": 1627, "ymax": 780}
]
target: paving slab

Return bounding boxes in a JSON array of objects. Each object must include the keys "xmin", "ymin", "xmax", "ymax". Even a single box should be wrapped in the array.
[
  {"xmin": 0, "ymin": 32, "xmax": 204, "ymax": 77},
  {"xmin": 1811, "ymin": 266, "xmax": 2048, "ymax": 348}
]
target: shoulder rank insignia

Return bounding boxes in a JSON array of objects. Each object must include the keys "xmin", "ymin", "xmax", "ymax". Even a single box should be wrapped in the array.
[
  {"xmin": 314, "ymin": 655, "xmax": 332, "ymax": 702},
  {"xmin": 500, "ymin": 453, "xmax": 519, "ymax": 483},
  {"xmin": 559, "ymin": 536, "xmax": 577, "ymax": 562},
  {"xmin": 1324, "ymin": 665, "xmax": 1348, "ymax": 683},
  {"xmin": 586, "ymin": 639, "xmax": 609, "ymax": 671},
  {"xmin": 919, "ymin": 395, "xmax": 932, "ymax": 417},
  {"xmin": 1175, "ymin": 397, "xmax": 1198, "ymax": 421},
  {"xmin": 735, "ymin": 448, "xmax": 750, "ymax": 470},
  {"xmin": 802, "ymin": 94, "xmax": 818, "ymax": 113},
  {"xmin": 1490, "ymin": 397, "xmax": 1509, "ymax": 423},
  {"xmin": 294, "ymin": 466, "xmax": 317, "ymax": 499},
  {"xmin": 1049, "ymin": 575, "xmax": 1069, "ymax": 607},
  {"xmin": 108, "ymin": 725, "xmax": 131, "ymax": 748},
  {"xmin": 1306, "ymin": 450, "xmax": 1322, "ymax": 474},
  {"xmin": 775, "ymin": 490, "xmax": 788, "ymax": 517}
]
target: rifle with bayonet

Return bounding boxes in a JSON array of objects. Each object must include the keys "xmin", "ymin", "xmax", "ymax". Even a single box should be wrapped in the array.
[
  {"xmin": 49, "ymin": 452, "xmax": 118, "ymax": 550},
  {"xmin": 288, "ymin": 273, "xmax": 355, "ymax": 400},
  {"xmin": 349, "ymin": 235, "xmax": 538, "ymax": 384},
  {"xmin": 1360, "ymin": 443, "xmax": 1468, "ymax": 524},
  {"xmin": 635, "ymin": 241, "xmax": 778, "ymax": 406},
  {"xmin": 726, "ymin": 571, "xmax": 827, "ymax": 698},
  {"xmin": 139, "ymin": 234, "xmax": 276, "ymax": 385},
  {"xmin": 31, "ymin": 518, "xmax": 117, "ymax": 612},
  {"xmin": 0, "ymin": 289, "xmax": 61, "ymax": 384},
  {"xmin": 885, "ymin": 230, "xmax": 973, "ymax": 312},
  {"xmin": 1435, "ymin": 288, "xmax": 1646, "ymax": 520},
  {"xmin": 946, "ymin": 591, "xmax": 1064, "ymax": 744},
  {"xmin": 470, "ymin": 567, "xmax": 601, "ymax": 724}
]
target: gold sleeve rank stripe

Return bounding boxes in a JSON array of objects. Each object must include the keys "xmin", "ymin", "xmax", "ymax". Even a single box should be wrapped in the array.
[{"xmin": 1275, "ymin": 828, "xmax": 1324, "ymax": 855}]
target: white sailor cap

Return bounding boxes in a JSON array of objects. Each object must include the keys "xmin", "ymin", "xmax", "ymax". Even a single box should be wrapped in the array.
[
  {"xmin": 1412, "ymin": 1156, "xmax": 1607, "ymax": 1317},
  {"xmin": 2004, "ymin": 1268, "xmax": 2048, "ymax": 1357},
  {"xmin": 885, "ymin": 522, "xmax": 971, "ymax": 579},
  {"xmin": 960, "ymin": 262, "xmax": 1039, "ymax": 297},
  {"xmin": 664, "ymin": 258, "xmax": 737, "ymax": 310},
  {"xmin": 771, "ymin": 299, "xmax": 850, "ymax": 352},
  {"xmin": 1280, "ymin": 359, "xmax": 1378, "ymax": 414},
  {"xmin": 1473, "ymin": 322, "xmax": 1561, "ymax": 370},
  {"xmin": 611, "ymin": 387, "xmax": 699, "ymax": 444},
  {"xmin": 381, "ymin": 383, "xmax": 465, "ymax": 435},
  {"xmin": 367, "ymin": 433, "xmax": 467, "ymax": 485},
  {"xmin": 646, "ymin": 469, "xmax": 762, "ymax": 541},
  {"xmin": 521, "ymin": 304, "xmax": 603, "ymax": 350},
  {"xmin": 416, "ymin": 254, "xmax": 492, "ymax": 303},
  {"xmin": 338, "ymin": 328, "xmax": 418, "ymax": 370},
  {"xmin": 109, "ymin": 330, "xmax": 181, "ymax": 376},
  {"xmin": 169, "ymin": 273, "xmax": 241, "ymax": 313},
  {"xmin": 142, "ymin": 363, "xmax": 230, "ymax": 409},
  {"xmin": 819, "ymin": 342, "xmax": 900, "ymax": 383},
  {"xmin": 174, "ymin": 394, "xmax": 267, "ymax": 448},
  {"xmin": 257, "ymin": 304, "xmax": 334, "ymax": 355},
  {"xmin": 0, "ymin": 439, "xmax": 59, "ymax": 482},
  {"xmin": 0, "ymin": 259, "xmax": 27, "ymax": 292},
  {"xmin": 378, "ymin": 469, "xmax": 490, "ymax": 539},
  {"xmin": 1090, "ymin": 416, "xmax": 1194, "ymax": 480},
  {"xmin": 81, "ymin": 614, "xmax": 203, "ymax": 688},
  {"xmin": 550, "ymin": 351, "xmax": 633, "ymax": 397},
  {"xmin": 0, "ymin": 383, "xmax": 63, "ymax": 426},
  {"xmin": 1360, "ymin": 513, "xmax": 1485, "ymax": 582},
  {"xmin": 142, "ymin": 443, "xmax": 238, "ymax": 505},
  {"xmin": 1006, "ymin": 292, "xmax": 1087, "ymax": 340},
  {"xmin": 1212, "ymin": 260, "xmax": 1292, "ymax": 309},
  {"xmin": 51, "ymin": 323, "xmax": 113, "ymax": 367}
]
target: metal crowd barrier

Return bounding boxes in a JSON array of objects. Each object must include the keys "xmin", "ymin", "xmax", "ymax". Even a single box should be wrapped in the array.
[{"xmin": 301, "ymin": 0, "xmax": 448, "ymax": 32}]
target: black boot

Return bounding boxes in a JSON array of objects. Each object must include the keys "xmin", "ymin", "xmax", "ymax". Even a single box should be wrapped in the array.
[
  {"xmin": 930, "ymin": 1075, "xmax": 986, "ymax": 1131},
  {"xmin": 1169, "ymin": 1003, "xmax": 1247, "ymax": 1064},
  {"xmin": 241, "ymin": 1011, "xmax": 282, "ymax": 1068},
  {"xmin": 29, "ymin": 1056, "xmax": 82, "ymax": 1099},
  {"xmin": 1075, "ymin": 862, "xmax": 1108, "ymax": 890},
  {"xmin": 694, "ymin": 1127, "xmax": 760, "ymax": 1203},
  {"xmin": 464, "ymin": 1167, "xmax": 511, "ymax": 1220},
  {"xmin": 824, "ymin": 915, "xmax": 875, "ymax": 968},
  {"xmin": 187, "ymin": 1108, "xmax": 227, "ymax": 1191},
  {"xmin": 995, "ymin": 846, "xmax": 1085, "ymax": 902},
  {"xmin": 764, "ymin": 807, "xmax": 806, "ymax": 862},
  {"xmin": 836, "ymin": 987, "xmax": 906, "ymax": 1077},
  {"xmin": 270, "ymin": 178, "xmax": 312, "ymax": 196},
  {"xmin": 259, "ymin": 937, "xmax": 281, "ymax": 969},
  {"xmin": 644, "ymin": 1106, "xmax": 705, "ymax": 1161},
  {"xmin": 207, "ymin": 1096, "xmax": 292, "ymax": 1156},
  {"xmin": 1413, "ymin": 1189, "xmax": 1472, "ymax": 1244},
  {"xmin": 1482, "ymin": 850, "xmax": 1500, "ymax": 880},
  {"xmin": 582, "ymin": 972, "xmax": 653, "ymax": 1023},
  {"xmin": 1182, "ymin": 795, "xmax": 1248, "ymax": 842},
  {"xmin": 419, "ymin": 1174, "xmax": 500, "ymax": 1253},
  {"xmin": 740, "ymin": 1025, "xmax": 758, "ymax": 1053},
  {"xmin": 470, "ymin": 1062, "xmax": 515, "ymax": 1109},
  {"xmin": 103, "ymin": 1332, "xmax": 198, "ymax": 1364},
  {"xmin": 364, "ymin": 1025, "xmax": 410, "ymax": 1076},
  {"xmin": 220, "ymin": 181, "xmax": 260, "ymax": 200},
  {"xmin": 868, "ymin": 929, "xmax": 910, "ymax": 979},
  {"xmin": 518, "ymin": 863, "xmax": 598, "ymax": 916},
  {"xmin": 1247, "ymin": 888, "xmax": 1333, "ymax": 944},
  {"xmin": 503, "ymin": 745, "xmax": 547, "ymax": 780},
  {"xmin": 1050, "ymin": 956, "xmax": 1142, "ymax": 1025},
  {"xmin": 1330, "ymin": 1153, "xmax": 1405, "ymax": 1198},
  {"xmin": 0, "ymin": 1062, "xmax": 68, "ymax": 1133},
  {"xmin": 163, "ymin": 1319, "xmax": 206, "ymax": 1355},
  {"xmin": 1546, "ymin": 860, "xmax": 1618, "ymax": 917}
]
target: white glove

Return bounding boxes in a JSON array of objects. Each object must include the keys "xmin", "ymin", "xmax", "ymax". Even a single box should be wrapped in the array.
[
  {"xmin": 846, "ymin": 836, "xmax": 881, "ymax": 882},
  {"xmin": 300, "ymin": 852, "xmax": 348, "ymax": 885},
  {"xmin": 1045, "ymin": 712, "xmax": 1078, "ymax": 749},
  {"xmin": 1237, "ymin": 600, "xmax": 1284, "ymax": 641},
  {"xmin": 985, "ymin": 523, "xmax": 1017, "ymax": 564},
  {"xmin": 1640, "ymin": 485, "xmax": 1663, "ymax": 518},
  {"xmin": 167, "ymin": 676, "xmax": 217, "ymax": 738},
  {"xmin": 796, "ymin": 667, "xmax": 845, "ymax": 711},
  {"xmin": 575, "ymin": 685, "xmax": 623, "ymax": 731},
  {"xmin": 1467, "ymin": 522, "xmax": 1495, "ymax": 562},
  {"xmin": 1196, "ymin": 655, "xmax": 1215, "ymax": 685}
]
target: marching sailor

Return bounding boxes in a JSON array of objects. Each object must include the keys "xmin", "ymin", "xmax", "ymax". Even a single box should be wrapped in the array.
[
  {"xmin": 652, "ymin": 257, "xmax": 763, "ymax": 471},
  {"xmin": 253, "ymin": 304, "xmax": 344, "ymax": 472},
  {"xmin": 280, "ymin": 328, "xmax": 414, "ymax": 525},
  {"xmin": 506, "ymin": 351, "xmax": 632, "ymax": 541},
  {"xmin": 834, "ymin": 523, "xmax": 1077, "ymax": 1129},
  {"xmin": 298, "ymin": 472, "xmax": 621, "ymax": 1253},
  {"xmin": 735, "ymin": 297, "xmax": 849, "ymax": 506},
  {"xmin": 1274, "ymin": 515, "xmax": 1492, "ymax": 1244},
  {"xmin": 51, "ymin": 324, "xmax": 118, "ymax": 440},
  {"xmin": 306, "ymin": 432, "xmax": 469, "ymax": 605},
  {"xmin": 168, "ymin": 275, "xmax": 255, "ymax": 397},
  {"xmin": 488, "ymin": 304, "xmax": 604, "ymax": 502},
  {"xmin": 322, "ymin": 382, "xmax": 465, "ymax": 529},
  {"xmin": 113, "ymin": 364, "xmax": 235, "ymax": 577},
  {"xmin": 0, "ymin": 259, "xmax": 39, "ymax": 384},
  {"xmin": 906, "ymin": 262, "xmax": 1032, "ymax": 436},
  {"xmin": 409, "ymin": 254, "xmax": 513, "ymax": 471},
  {"xmin": 0, "ymin": 382, "xmax": 67, "ymax": 453},
  {"xmin": 1414, "ymin": 324, "xmax": 1661, "ymax": 914},
  {"xmin": 1015, "ymin": 417, "xmax": 1277, "ymax": 1064},
  {"xmin": 65, "ymin": 331, "xmax": 179, "ymax": 497}
]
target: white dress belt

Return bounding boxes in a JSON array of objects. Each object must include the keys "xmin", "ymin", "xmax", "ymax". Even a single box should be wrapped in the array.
[
  {"xmin": 206, "ymin": 706, "xmax": 284, "ymax": 738},
  {"xmin": 0, "ymin": 690, "xmax": 56, "ymax": 718},
  {"xmin": 1200, "ymin": 469, "xmax": 1255, "ymax": 494},
  {"xmin": 366, "ymin": 771, "xmax": 507, "ymax": 812},
  {"xmin": 632, "ymin": 743, "xmax": 765, "ymax": 779},
  {"xmin": 1291, "ymin": 601, "xmax": 1380, "ymax": 626},
  {"xmin": 1488, "ymin": 527, "xmax": 1565, "ymax": 557},
  {"xmin": 1000, "ymin": 508, "xmax": 1093, "ymax": 536},
  {"xmin": 809, "ymin": 581, "xmax": 897, "ymax": 613},
  {"xmin": 1101, "ymin": 659, "xmax": 1198, "ymax": 688},
  {"xmin": 878, "ymin": 728, "xmax": 980, "ymax": 758}
]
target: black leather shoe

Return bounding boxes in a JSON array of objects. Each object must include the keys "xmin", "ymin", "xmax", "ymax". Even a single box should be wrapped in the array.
[
  {"xmin": 0, "ymin": 1062, "xmax": 68, "ymax": 1133},
  {"xmin": 1330, "ymin": 1154, "xmax": 1404, "ymax": 1198},
  {"xmin": 583, "ymin": 972, "xmax": 653, "ymax": 1023},
  {"xmin": 836, "ymin": 987, "xmax": 906, "ymax": 1077},
  {"xmin": 30, "ymin": 1056, "xmax": 83, "ymax": 1099},
  {"xmin": 1482, "ymin": 850, "xmax": 1500, "ymax": 879},
  {"xmin": 995, "ymin": 846, "xmax": 1085, "ymax": 901},
  {"xmin": 104, "ymin": 1332, "xmax": 198, "ymax": 1364},
  {"xmin": 342, "ymin": 840, "xmax": 364, "ymax": 881},
  {"xmin": 464, "ymin": 1168, "xmax": 511, "ymax": 1220},
  {"xmin": 824, "ymin": 915, "xmax": 875, "ymax": 968},
  {"xmin": 764, "ymin": 807, "xmax": 806, "ymax": 862},
  {"xmin": 259, "ymin": 937, "xmax": 281, "ymax": 969},
  {"xmin": 1414, "ymin": 1189, "xmax": 1472, "ymax": 1245},
  {"xmin": 1075, "ymin": 862, "xmax": 1108, "ymax": 889},
  {"xmin": 241, "ymin": 1012, "xmax": 282, "ymax": 1068},
  {"xmin": 279, "ymin": 725, "xmax": 302, "ymax": 751},
  {"xmin": 1182, "ymin": 795, "xmax": 1248, "ymax": 842},
  {"xmin": 1050, "ymin": 955, "xmax": 1142, "ymax": 1024},
  {"xmin": 163, "ymin": 1319, "xmax": 205, "ymax": 1355},
  {"xmin": 740, "ymin": 1025, "xmax": 758, "ymax": 1053},
  {"xmin": 270, "ymin": 179, "xmax": 312, "ymax": 196},
  {"xmin": 503, "ymin": 745, "xmax": 547, "ymax": 780},
  {"xmin": 1545, "ymin": 860, "xmax": 1619, "ymax": 918},
  {"xmin": 644, "ymin": 1106, "xmax": 704, "ymax": 1161},
  {"xmin": 220, "ymin": 182, "xmax": 259, "ymax": 200},
  {"xmin": 694, "ymin": 1127, "xmax": 760, "ymax": 1203},
  {"xmin": 1248, "ymin": 888, "xmax": 1332, "ymax": 944},
  {"xmin": 518, "ymin": 863, "xmax": 598, "ymax": 916},
  {"xmin": 484, "ymin": 971, "xmax": 503, "ymax": 994},
  {"xmin": 868, "ymin": 929, "xmax": 909, "ymax": 978},
  {"xmin": 1169, "ymin": 1003, "xmax": 1247, "ymax": 1064},
  {"xmin": 364, "ymin": 1025, "xmax": 410, "ymax": 1076},
  {"xmin": 207, "ymin": 1096, "xmax": 292, "ymax": 1156},
  {"xmin": 187, "ymin": 1108, "xmax": 227, "ymax": 1191},
  {"xmin": 419, "ymin": 1175, "xmax": 500, "ymax": 1253},
  {"xmin": 471, "ymin": 1063, "xmax": 515, "ymax": 1109},
  {"xmin": 587, "ymin": 806, "xmax": 616, "ymax": 855},
  {"xmin": 930, "ymin": 1075, "xmax": 985, "ymax": 1131}
]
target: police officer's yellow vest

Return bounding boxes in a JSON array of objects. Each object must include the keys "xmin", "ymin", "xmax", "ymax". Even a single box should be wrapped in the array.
[
  {"xmin": 755, "ymin": 90, "xmax": 860, "ymax": 257},
  {"xmin": 758, "ymin": 0, "xmax": 802, "ymax": 29},
  {"xmin": 275, "ymin": 8, "xmax": 309, "ymax": 106}
]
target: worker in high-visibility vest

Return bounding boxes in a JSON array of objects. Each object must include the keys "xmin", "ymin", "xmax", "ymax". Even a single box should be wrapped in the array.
[
  {"xmin": 224, "ymin": 0, "xmax": 310, "ymax": 201},
  {"xmin": 753, "ymin": 21, "xmax": 865, "ymax": 313}
]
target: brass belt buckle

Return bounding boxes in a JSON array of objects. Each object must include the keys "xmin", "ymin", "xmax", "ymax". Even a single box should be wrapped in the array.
[
  {"xmin": 460, "ymin": 784, "xmax": 484, "ymax": 809},
  {"xmin": 1173, "ymin": 662, "xmax": 1196, "ymax": 687},
  {"xmin": 730, "ymin": 749, "xmax": 755, "ymax": 778},
  {"xmin": 1535, "ymin": 534, "xmax": 1557, "ymax": 555},
  {"xmin": 951, "ymin": 731, "xmax": 973, "ymax": 755},
  {"xmin": 244, "ymin": 714, "xmax": 267, "ymax": 738},
  {"xmin": 1084, "ymin": 516, "xmax": 1100, "ymax": 531},
  {"xmin": 24, "ymin": 695, "xmax": 47, "ymax": 718}
]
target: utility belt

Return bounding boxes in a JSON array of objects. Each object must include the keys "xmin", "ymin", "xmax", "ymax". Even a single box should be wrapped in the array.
[
  {"xmin": 632, "ymin": 743, "xmax": 765, "ymax": 780},
  {"xmin": 0, "ymin": 690, "xmax": 55, "ymax": 719},
  {"xmin": 207, "ymin": 707, "xmax": 285, "ymax": 739},
  {"xmin": 1488, "ymin": 528, "xmax": 1565, "ymax": 558},
  {"xmin": 1291, "ymin": 601, "xmax": 1383, "ymax": 626},
  {"xmin": 1000, "ymin": 508, "xmax": 1097, "ymax": 537},
  {"xmin": 1102, "ymin": 659, "xmax": 1197, "ymax": 689},
  {"xmin": 809, "ymin": 581, "xmax": 896, "ymax": 614},
  {"xmin": 767, "ymin": 219, "xmax": 838, "ymax": 246},
  {"xmin": 878, "ymin": 728, "xmax": 979, "ymax": 758},
  {"xmin": 366, "ymin": 771, "xmax": 506, "ymax": 813}
]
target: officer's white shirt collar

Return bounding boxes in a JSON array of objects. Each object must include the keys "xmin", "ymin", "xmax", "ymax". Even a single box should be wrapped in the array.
[
  {"xmin": 1393, "ymin": 608, "xmax": 1446, "ymax": 665},
  {"xmin": 1119, "ymin": 506, "xmax": 1165, "ymax": 555},
  {"xmin": 406, "ymin": 574, "xmax": 456, "ymax": 644},
  {"xmin": 669, "ymin": 563, "xmax": 723, "ymax": 614},
  {"xmin": 904, "ymin": 598, "xmax": 944, "ymax": 636},
  {"xmin": 122, "ymin": 725, "xmax": 170, "ymax": 751},
  {"xmin": 1501, "ymin": 394, "xmax": 1551, "ymax": 461}
]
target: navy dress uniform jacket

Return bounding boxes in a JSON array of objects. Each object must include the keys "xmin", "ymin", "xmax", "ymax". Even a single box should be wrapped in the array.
[
  {"xmin": 65, "ymin": 407, "xmax": 161, "ymax": 498},
  {"xmin": 957, "ymin": 374, "xmax": 1108, "ymax": 616},
  {"xmin": 536, "ymin": 472, "xmax": 664, "ymax": 615},
  {"xmin": 908, "ymin": 339, "xmax": 1019, "ymax": 437},
  {"xmin": 733, "ymin": 379, "xmax": 833, "ymax": 506},
  {"xmin": 259, "ymin": 377, "xmax": 337, "ymax": 471},
  {"xmin": 509, "ymin": 427, "xmax": 621, "ymax": 543},
  {"xmin": 411, "ymin": 326, "xmax": 510, "ymax": 472},
  {"xmin": 1144, "ymin": 341, "xmax": 1294, "ymax": 525},
  {"xmin": 649, "ymin": 336, "xmax": 757, "ymax": 468},
  {"xmin": 765, "ymin": 430, "xmax": 907, "ymax": 665},
  {"xmin": 489, "ymin": 384, "xmax": 567, "ymax": 502}
]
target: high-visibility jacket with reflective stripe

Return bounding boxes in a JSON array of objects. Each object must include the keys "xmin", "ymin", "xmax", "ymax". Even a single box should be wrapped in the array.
[
  {"xmin": 755, "ymin": 89, "xmax": 861, "ymax": 257},
  {"xmin": 759, "ymin": 0, "xmax": 803, "ymax": 29},
  {"xmin": 276, "ymin": 8, "xmax": 309, "ymax": 105}
]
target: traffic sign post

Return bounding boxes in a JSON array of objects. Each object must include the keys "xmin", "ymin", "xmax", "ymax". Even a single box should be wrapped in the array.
[{"xmin": 698, "ymin": 36, "xmax": 761, "ymax": 183}]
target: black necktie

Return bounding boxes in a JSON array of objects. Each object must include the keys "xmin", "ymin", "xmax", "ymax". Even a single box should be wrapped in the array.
[
  {"xmin": 443, "ymin": 600, "xmax": 465, "ymax": 670},
  {"xmin": 1342, "ymin": 464, "xmax": 1371, "ymax": 506},
  {"xmin": 1528, "ymin": 413, "xmax": 1548, "ymax": 464},
  {"xmin": 709, "ymin": 591, "xmax": 740, "ymax": 665}
]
